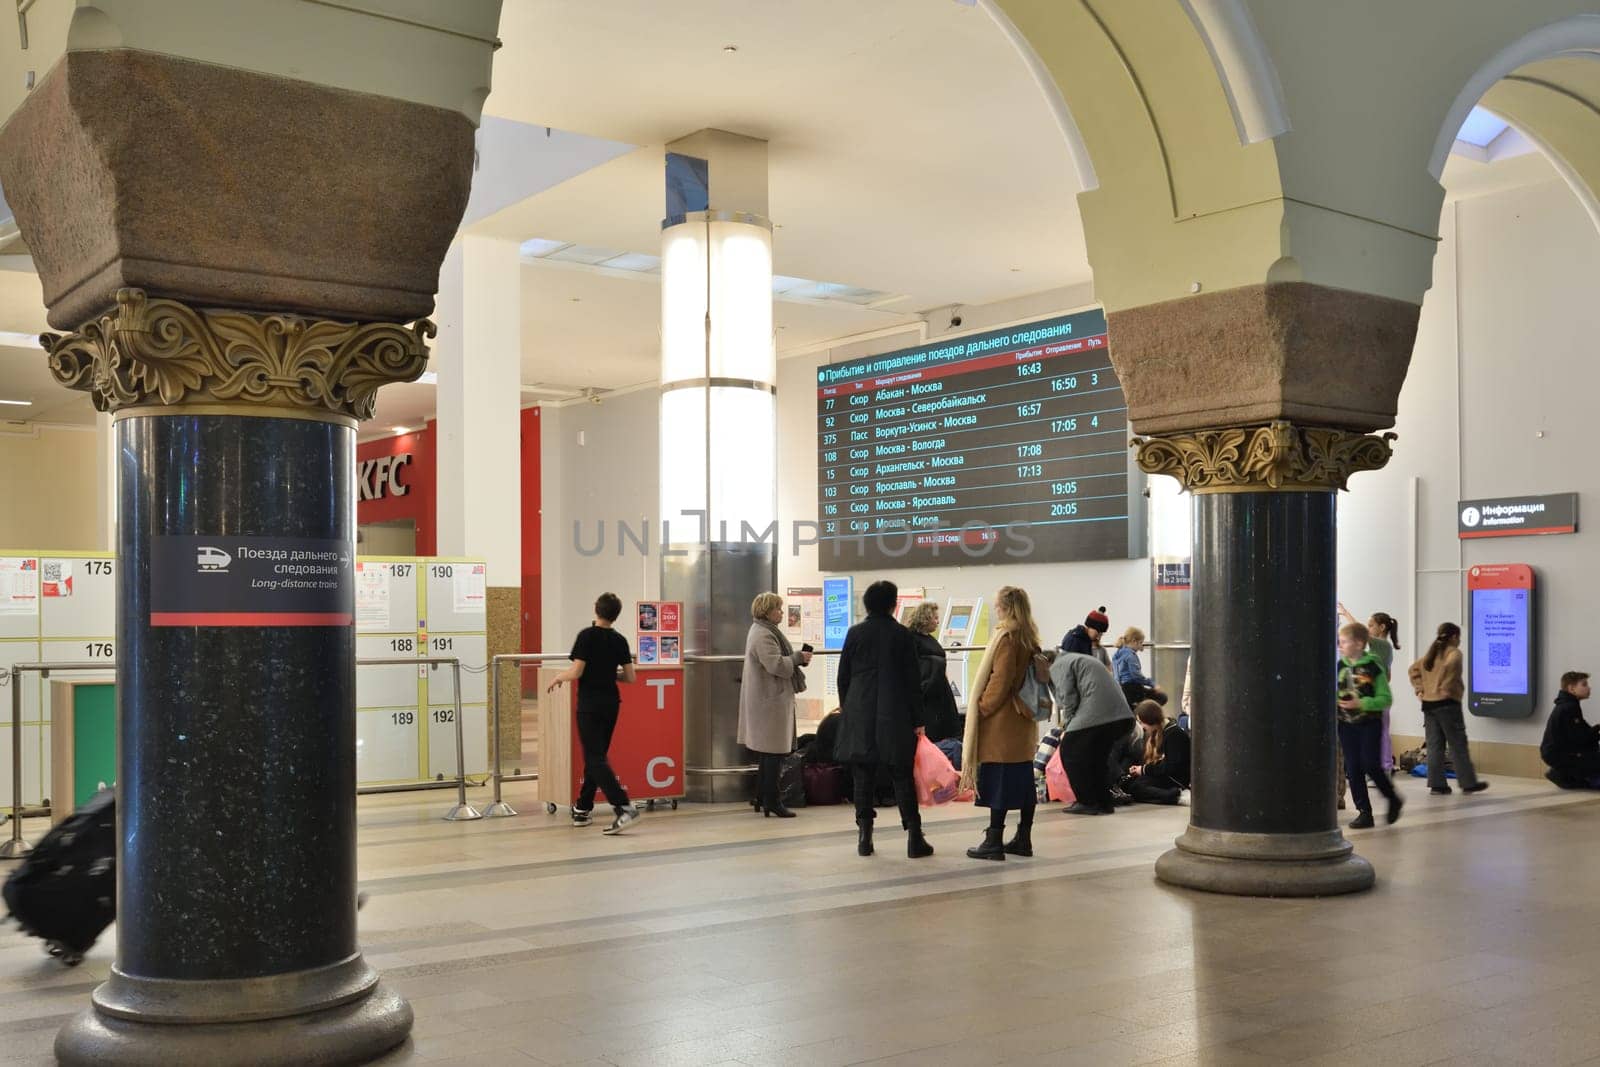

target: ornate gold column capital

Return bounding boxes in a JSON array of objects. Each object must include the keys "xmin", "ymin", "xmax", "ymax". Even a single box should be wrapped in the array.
[
  {"xmin": 1132, "ymin": 420, "xmax": 1396, "ymax": 493},
  {"xmin": 42, "ymin": 289, "xmax": 432, "ymax": 424}
]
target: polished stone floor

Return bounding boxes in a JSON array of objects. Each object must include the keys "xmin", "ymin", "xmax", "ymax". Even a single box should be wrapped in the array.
[{"xmin": 2, "ymin": 774, "xmax": 1598, "ymax": 1065}]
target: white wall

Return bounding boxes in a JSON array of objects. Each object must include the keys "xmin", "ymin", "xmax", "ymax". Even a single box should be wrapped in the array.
[
  {"xmin": 0, "ymin": 424, "xmax": 98, "ymax": 549},
  {"xmin": 540, "ymin": 388, "xmax": 661, "ymax": 645},
  {"xmin": 1342, "ymin": 167, "xmax": 1600, "ymax": 750}
]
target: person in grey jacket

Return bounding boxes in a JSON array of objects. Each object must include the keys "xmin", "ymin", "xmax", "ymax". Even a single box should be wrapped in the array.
[
  {"xmin": 737, "ymin": 592, "xmax": 812, "ymax": 818},
  {"xmin": 1050, "ymin": 651, "xmax": 1136, "ymax": 815}
]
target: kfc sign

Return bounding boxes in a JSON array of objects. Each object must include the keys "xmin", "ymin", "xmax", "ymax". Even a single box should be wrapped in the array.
[{"xmin": 359, "ymin": 454, "xmax": 412, "ymax": 501}]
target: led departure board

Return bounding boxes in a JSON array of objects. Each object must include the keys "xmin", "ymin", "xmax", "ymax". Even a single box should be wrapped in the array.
[{"xmin": 816, "ymin": 309, "xmax": 1132, "ymax": 569}]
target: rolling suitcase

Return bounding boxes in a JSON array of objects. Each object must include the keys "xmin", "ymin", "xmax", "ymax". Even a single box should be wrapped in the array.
[{"xmin": 2, "ymin": 789, "xmax": 116, "ymax": 965}]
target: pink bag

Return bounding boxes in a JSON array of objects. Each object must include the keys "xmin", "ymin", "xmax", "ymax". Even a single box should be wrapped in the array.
[
  {"xmin": 912, "ymin": 735, "xmax": 962, "ymax": 806},
  {"xmin": 1045, "ymin": 747, "xmax": 1075, "ymax": 803}
]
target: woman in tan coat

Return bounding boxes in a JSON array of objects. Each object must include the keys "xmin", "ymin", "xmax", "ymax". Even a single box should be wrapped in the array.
[
  {"xmin": 737, "ymin": 592, "xmax": 812, "ymax": 817},
  {"xmin": 958, "ymin": 585, "xmax": 1043, "ymax": 860},
  {"xmin": 1407, "ymin": 622, "xmax": 1487, "ymax": 796}
]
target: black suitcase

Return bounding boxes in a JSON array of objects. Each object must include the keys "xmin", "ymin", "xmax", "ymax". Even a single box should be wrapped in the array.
[{"xmin": 2, "ymin": 789, "xmax": 115, "ymax": 965}]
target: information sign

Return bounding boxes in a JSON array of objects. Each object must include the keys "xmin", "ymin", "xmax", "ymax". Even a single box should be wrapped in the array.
[{"xmin": 1458, "ymin": 494, "xmax": 1578, "ymax": 539}]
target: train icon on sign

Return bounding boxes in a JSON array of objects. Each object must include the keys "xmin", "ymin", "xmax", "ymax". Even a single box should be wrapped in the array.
[{"xmin": 196, "ymin": 546, "xmax": 232, "ymax": 572}]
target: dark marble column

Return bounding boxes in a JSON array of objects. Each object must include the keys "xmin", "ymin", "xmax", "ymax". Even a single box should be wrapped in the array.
[
  {"xmin": 41, "ymin": 293, "xmax": 428, "ymax": 1064},
  {"xmin": 1135, "ymin": 422, "xmax": 1394, "ymax": 897}
]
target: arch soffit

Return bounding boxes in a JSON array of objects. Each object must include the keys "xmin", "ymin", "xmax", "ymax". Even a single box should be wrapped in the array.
[
  {"xmin": 988, "ymin": 0, "xmax": 1286, "ymax": 312},
  {"xmin": 1476, "ymin": 58, "xmax": 1600, "ymax": 240}
]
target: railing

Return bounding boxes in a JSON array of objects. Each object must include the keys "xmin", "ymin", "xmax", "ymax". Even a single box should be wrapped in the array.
[
  {"xmin": 0, "ymin": 655, "xmax": 481, "ymax": 862},
  {"xmin": 2, "ymin": 661, "xmax": 116, "ymax": 859},
  {"xmin": 355, "ymin": 656, "xmax": 480, "ymax": 821},
  {"xmin": 484, "ymin": 652, "xmax": 572, "ymax": 817}
]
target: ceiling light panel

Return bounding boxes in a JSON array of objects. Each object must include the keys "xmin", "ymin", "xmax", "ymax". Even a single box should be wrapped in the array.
[{"xmin": 544, "ymin": 243, "xmax": 623, "ymax": 265}]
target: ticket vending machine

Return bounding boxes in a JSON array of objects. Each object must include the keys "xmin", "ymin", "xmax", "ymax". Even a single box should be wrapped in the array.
[{"xmin": 940, "ymin": 597, "xmax": 987, "ymax": 709}]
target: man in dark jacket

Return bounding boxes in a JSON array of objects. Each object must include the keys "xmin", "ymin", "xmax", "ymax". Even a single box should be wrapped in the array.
[
  {"xmin": 1541, "ymin": 671, "xmax": 1600, "ymax": 788},
  {"xmin": 1060, "ymin": 607, "xmax": 1111, "ymax": 667},
  {"xmin": 836, "ymin": 580, "xmax": 933, "ymax": 860}
]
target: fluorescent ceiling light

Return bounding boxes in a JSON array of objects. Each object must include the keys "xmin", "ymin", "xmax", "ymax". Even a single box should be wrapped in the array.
[
  {"xmin": 544, "ymin": 243, "xmax": 621, "ymax": 265},
  {"xmin": 524, "ymin": 237, "xmax": 903, "ymax": 307},
  {"xmin": 597, "ymin": 252, "xmax": 661, "ymax": 273},
  {"xmin": 1457, "ymin": 106, "xmax": 1509, "ymax": 148},
  {"xmin": 0, "ymin": 398, "xmax": 32, "ymax": 406},
  {"xmin": 415, "ymin": 371, "xmax": 438, "ymax": 385},
  {"xmin": 0, "ymin": 331, "xmax": 42, "ymax": 349}
]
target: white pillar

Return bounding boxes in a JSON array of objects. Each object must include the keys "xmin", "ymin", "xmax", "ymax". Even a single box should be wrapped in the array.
[
  {"xmin": 95, "ymin": 411, "xmax": 116, "ymax": 552},
  {"xmin": 435, "ymin": 235, "xmax": 522, "ymax": 573},
  {"xmin": 434, "ymin": 235, "xmax": 523, "ymax": 766}
]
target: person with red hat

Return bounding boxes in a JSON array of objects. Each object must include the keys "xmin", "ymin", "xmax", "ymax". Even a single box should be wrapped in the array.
[{"xmin": 1060, "ymin": 606, "xmax": 1112, "ymax": 669}]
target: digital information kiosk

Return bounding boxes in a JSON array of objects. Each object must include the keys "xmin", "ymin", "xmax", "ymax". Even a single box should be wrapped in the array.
[{"xmin": 1467, "ymin": 563, "xmax": 1536, "ymax": 718}]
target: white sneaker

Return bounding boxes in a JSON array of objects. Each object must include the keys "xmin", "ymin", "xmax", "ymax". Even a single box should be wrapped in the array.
[
  {"xmin": 602, "ymin": 804, "xmax": 642, "ymax": 835},
  {"xmin": 571, "ymin": 807, "xmax": 593, "ymax": 827}
]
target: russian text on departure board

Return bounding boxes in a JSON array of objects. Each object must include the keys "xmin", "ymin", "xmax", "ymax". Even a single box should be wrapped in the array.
[{"xmin": 815, "ymin": 310, "xmax": 1132, "ymax": 568}]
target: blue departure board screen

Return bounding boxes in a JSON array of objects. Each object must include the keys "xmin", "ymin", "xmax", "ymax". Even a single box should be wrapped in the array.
[{"xmin": 816, "ymin": 310, "xmax": 1132, "ymax": 569}]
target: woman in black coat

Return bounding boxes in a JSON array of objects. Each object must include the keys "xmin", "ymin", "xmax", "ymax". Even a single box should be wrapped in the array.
[
  {"xmin": 905, "ymin": 601, "xmax": 962, "ymax": 744},
  {"xmin": 836, "ymin": 580, "xmax": 933, "ymax": 860}
]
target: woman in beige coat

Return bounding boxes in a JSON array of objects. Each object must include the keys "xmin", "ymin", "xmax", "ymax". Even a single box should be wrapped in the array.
[
  {"xmin": 958, "ymin": 585, "xmax": 1044, "ymax": 860},
  {"xmin": 737, "ymin": 592, "xmax": 812, "ymax": 817}
]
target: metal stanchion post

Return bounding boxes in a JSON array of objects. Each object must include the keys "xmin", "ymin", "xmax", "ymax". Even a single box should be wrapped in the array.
[
  {"xmin": 0, "ymin": 665, "xmax": 29, "ymax": 858},
  {"xmin": 443, "ymin": 660, "xmax": 482, "ymax": 822},
  {"xmin": 482, "ymin": 655, "xmax": 516, "ymax": 817}
]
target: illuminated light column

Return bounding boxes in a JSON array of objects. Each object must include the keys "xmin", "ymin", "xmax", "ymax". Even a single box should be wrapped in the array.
[{"xmin": 658, "ymin": 132, "xmax": 777, "ymax": 802}]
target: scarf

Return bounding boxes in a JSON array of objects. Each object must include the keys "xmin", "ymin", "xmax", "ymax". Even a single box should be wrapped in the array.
[
  {"xmin": 958, "ymin": 623, "xmax": 1012, "ymax": 794},
  {"xmin": 757, "ymin": 619, "xmax": 807, "ymax": 694}
]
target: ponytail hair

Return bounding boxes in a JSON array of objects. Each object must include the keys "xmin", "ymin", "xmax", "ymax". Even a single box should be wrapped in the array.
[
  {"xmin": 1371, "ymin": 612, "xmax": 1400, "ymax": 650},
  {"xmin": 1423, "ymin": 622, "xmax": 1460, "ymax": 671}
]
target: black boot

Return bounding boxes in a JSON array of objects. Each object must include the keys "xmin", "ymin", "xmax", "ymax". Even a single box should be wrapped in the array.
[
  {"xmin": 906, "ymin": 814, "xmax": 933, "ymax": 858},
  {"xmin": 1002, "ymin": 826, "xmax": 1032, "ymax": 857},
  {"xmin": 857, "ymin": 819, "xmax": 874, "ymax": 857},
  {"xmin": 758, "ymin": 757, "xmax": 795, "ymax": 818},
  {"xmin": 966, "ymin": 826, "xmax": 1006, "ymax": 861}
]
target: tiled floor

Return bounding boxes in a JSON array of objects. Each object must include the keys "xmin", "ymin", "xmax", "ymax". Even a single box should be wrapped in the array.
[{"xmin": 3, "ymin": 775, "xmax": 1599, "ymax": 1065}]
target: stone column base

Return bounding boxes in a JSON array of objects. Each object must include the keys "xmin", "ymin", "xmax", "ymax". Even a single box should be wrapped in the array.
[
  {"xmin": 1155, "ymin": 827, "xmax": 1374, "ymax": 898},
  {"xmin": 56, "ymin": 980, "xmax": 411, "ymax": 1067},
  {"xmin": 685, "ymin": 768, "xmax": 756, "ymax": 804}
]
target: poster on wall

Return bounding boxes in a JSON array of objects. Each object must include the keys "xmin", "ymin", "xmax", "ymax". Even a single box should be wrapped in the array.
[
  {"xmin": 635, "ymin": 601, "xmax": 682, "ymax": 665},
  {"xmin": 786, "ymin": 587, "xmax": 823, "ymax": 646},
  {"xmin": 40, "ymin": 559, "xmax": 73, "ymax": 598},
  {"xmin": 355, "ymin": 562, "xmax": 392, "ymax": 630},
  {"xmin": 452, "ymin": 563, "xmax": 487, "ymax": 613},
  {"xmin": 0, "ymin": 558, "xmax": 39, "ymax": 614}
]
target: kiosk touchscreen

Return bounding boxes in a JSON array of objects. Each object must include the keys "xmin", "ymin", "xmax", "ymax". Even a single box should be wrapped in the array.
[
  {"xmin": 940, "ymin": 597, "xmax": 986, "ymax": 707},
  {"xmin": 1467, "ymin": 563, "xmax": 1536, "ymax": 718}
]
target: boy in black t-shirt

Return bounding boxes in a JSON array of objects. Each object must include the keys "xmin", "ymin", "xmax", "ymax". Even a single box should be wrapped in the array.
[{"xmin": 546, "ymin": 592, "xmax": 643, "ymax": 834}]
